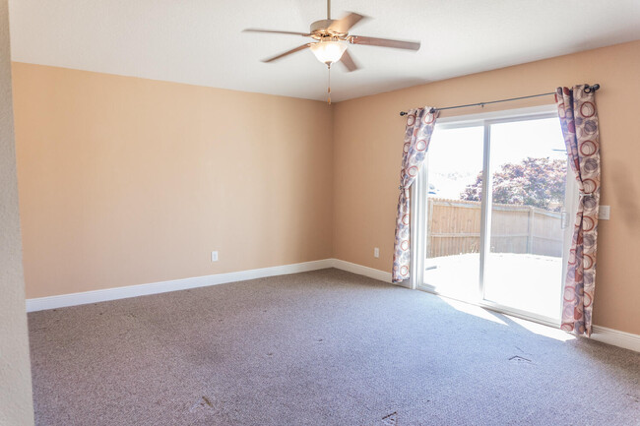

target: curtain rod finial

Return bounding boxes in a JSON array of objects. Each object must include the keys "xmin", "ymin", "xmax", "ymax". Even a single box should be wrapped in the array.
[{"xmin": 585, "ymin": 83, "xmax": 600, "ymax": 93}]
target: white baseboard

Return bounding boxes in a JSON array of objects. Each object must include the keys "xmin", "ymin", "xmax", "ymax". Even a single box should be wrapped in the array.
[
  {"xmin": 590, "ymin": 325, "xmax": 640, "ymax": 353},
  {"xmin": 26, "ymin": 259, "xmax": 334, "ymax": 312},
  {"xmin": 330, "ymin": 259, "xmax": 393, "ymax": 283},
  {"xmin": 26, "ymin": 258, "xmax": 394, "ymax": 313},
  {"xmin": 25, "ymin": 258, "xmax": 639, "ymax": 354}
]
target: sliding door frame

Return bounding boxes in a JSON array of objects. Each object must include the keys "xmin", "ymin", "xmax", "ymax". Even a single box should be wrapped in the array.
[{"xmin": 410, "ymin": 104, "xmax": 570, "ymax": 328}]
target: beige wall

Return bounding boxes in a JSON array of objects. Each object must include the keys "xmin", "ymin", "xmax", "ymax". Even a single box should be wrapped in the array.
[
  {"xmin": 13, "ymin": 63, "xmax": 334, "ymax": 299},
  {"xmin": 333, "ymin": 40, "xmax": 640, "ymax": 335},
  {"xmin": 12, "ymin": 40, "xmax": 640, "ymax": 336},
  {"xmin": 0, "ymin": 0, "xmax": 35, "ymax": 424}
]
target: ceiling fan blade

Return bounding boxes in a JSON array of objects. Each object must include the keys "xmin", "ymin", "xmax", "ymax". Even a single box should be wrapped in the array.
[
  {"xmin": 243, "ymin": 28, "xmax": 311, "ymax": 37},
  {"xmin": 340, "ymin": 50, "xmax": 359, "ymax": 72},
  {"xmin": 349, "ymin": 35, "xmax": 420, "ymax": 51},
  {"xmin": 262, "ymin": 43, "xmax": 312, "ymax": 63},
  {"xmin": 328, "ymin": 12, "xmax": 367, "ymax": 33}
]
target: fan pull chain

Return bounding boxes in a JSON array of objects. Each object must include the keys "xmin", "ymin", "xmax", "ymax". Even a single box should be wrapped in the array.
[{"xmin": 327, "ymin": 64, "xmax": 331, "ymax": 105}]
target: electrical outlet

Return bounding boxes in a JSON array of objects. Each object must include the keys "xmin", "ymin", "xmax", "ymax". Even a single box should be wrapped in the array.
[
  {"xmin": 211, "ymin": 251, "xmax": 219, "ymax": 262},
  {"xmin": 599, "ymin": 205, "xmax": 610, "ymax": 220},
  {"xmin": 374, "ymin": 247, "xmax": 380, "ymax": 258}
]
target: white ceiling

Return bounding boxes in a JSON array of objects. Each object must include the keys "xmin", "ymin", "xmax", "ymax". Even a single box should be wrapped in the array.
[{"xmin": 8, "ymin": 0, "xmax": 640, "ymax": 102}]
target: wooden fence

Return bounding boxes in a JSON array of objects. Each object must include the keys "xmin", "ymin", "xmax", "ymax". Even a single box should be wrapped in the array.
[{"xmin": 427, "ymin": 198, "xmax": 563, "ymax": 258}]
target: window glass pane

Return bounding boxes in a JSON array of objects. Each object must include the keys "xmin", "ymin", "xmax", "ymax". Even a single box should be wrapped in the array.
[
  {"xmin": 423, "ymin": 125, "xmax": 484, "ymax": 300},
  {"xmin": 483, "ymin": 118, "xmax": 567, "ymax": 319}
]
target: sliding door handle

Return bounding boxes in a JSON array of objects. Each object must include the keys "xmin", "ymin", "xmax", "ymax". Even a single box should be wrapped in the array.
[{"xmin": 560, "ymin": 209, "xmax": 569, "ymax": 229}]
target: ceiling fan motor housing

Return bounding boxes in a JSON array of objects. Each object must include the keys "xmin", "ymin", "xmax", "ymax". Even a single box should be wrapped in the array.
[{"xmin": 310, "ymin": 19, "xmax": 347, "ymax": 39}]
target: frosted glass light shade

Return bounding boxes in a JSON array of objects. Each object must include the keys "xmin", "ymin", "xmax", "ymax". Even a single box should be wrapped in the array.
[{"xmin": 310, "ymin": 41, "xmax": 347, "ymax": 64}]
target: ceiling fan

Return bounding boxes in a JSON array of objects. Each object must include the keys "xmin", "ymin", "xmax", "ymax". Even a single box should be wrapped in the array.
[{"xmin": 243, "ymin": 0, "xmax": 421, "ymax": 72}]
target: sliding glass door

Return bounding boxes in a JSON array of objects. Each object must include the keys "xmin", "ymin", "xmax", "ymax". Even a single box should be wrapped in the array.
[
  {"xmin": 421, "ymin": 125, "xmax": 484, "ymax": 301},
  {"xmin": 482, "ymin": 118, "xmax": 571, "ymax": 319},
  {"xmin": 414, "ymin": 107, "xmax": 575, "ymax": 324}
]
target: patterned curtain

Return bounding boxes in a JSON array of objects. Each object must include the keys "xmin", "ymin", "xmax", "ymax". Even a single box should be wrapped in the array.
[
  {"xmin": 555, "ymin": 85, "xmax": 601, "ymax": 336},
  {"xmin": 392, "ymin": 107, "xmax": 439, "ymax": 283}
]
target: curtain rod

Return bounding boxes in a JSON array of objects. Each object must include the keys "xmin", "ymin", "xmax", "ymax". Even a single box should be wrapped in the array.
[{"xmin": 399, "ymin": 84, "xmax": 600, "ymax": 116}]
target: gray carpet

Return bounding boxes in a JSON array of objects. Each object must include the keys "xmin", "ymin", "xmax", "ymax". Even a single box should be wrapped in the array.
[{"xmin": 28, "ymin": 269, "xmax": 640, "ymax": 425}]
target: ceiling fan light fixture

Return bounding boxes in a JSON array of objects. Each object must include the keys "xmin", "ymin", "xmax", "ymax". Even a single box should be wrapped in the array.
[{"xmin": 309, "ymin": 40, "xmax": 347, "ymax": 65}]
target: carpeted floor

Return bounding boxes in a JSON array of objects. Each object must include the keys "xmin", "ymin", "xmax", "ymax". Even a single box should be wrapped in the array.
[{"xmin": 28, "ymin": 269, "xmax": 640, "ymax": 425}]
